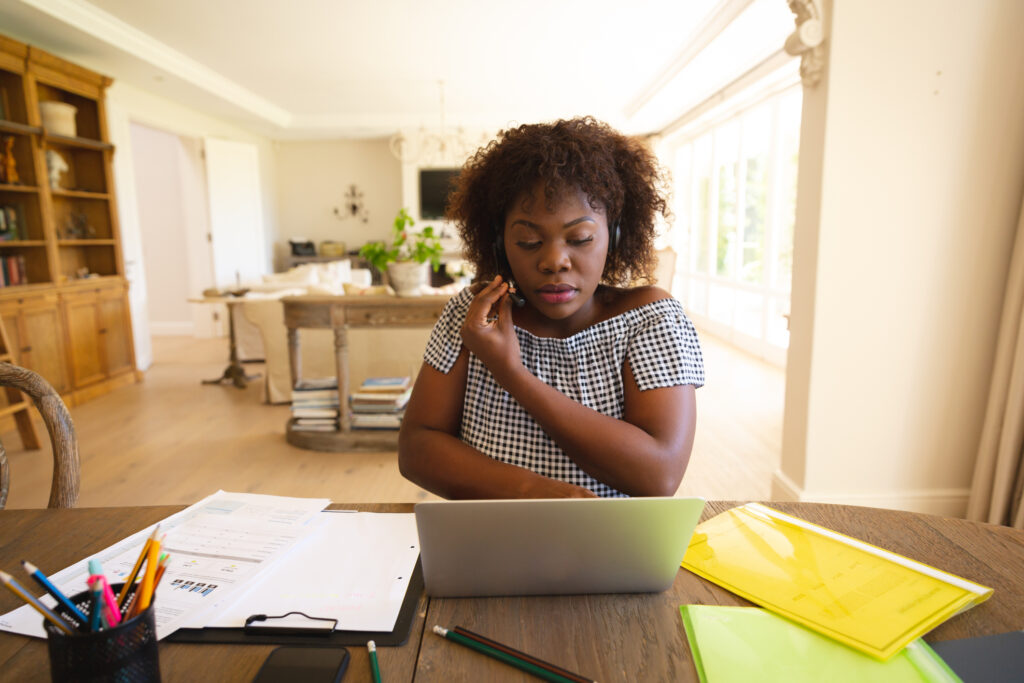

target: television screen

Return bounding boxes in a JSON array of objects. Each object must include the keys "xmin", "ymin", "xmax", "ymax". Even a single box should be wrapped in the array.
[{"xmin": 419, "ymin": 168, "xmax": 460, "ymax": 220}]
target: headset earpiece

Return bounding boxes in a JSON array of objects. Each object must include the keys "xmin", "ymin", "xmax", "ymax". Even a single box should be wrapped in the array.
[{"xmin": 609, "ymin": 221, "xmax": 621, "ymax": 253}]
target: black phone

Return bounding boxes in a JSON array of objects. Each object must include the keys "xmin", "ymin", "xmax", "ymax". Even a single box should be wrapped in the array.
[{"xmin": 252, "ymin": 646, "xmax": 349, "ymax": 683}]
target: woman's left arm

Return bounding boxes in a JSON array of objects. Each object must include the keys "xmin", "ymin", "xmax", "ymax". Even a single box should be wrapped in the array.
[{"xmin": 493, "ymin": 360, "xmax": 697, "ymax": 497}]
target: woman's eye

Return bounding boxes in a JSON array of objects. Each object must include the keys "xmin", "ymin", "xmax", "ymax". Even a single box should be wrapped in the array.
[
  {"xmin": 516, "ymin": 241, "xmax": 542, "ymax": 250},
  {"xmin": 569, "ymin": 236, "xmax": 594, "ymax": 246}
]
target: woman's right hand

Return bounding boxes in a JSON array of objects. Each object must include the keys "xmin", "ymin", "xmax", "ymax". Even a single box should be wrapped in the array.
[{"xmin": 460, "ymin": 276, "xmax": 522, "ymax": 381}]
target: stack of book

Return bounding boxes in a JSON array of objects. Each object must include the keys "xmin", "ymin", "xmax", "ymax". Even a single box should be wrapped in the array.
[
  {"xmin": 290, "ymin": 378, "xmax": 339, "ymax": 432},
  {"xmin": 350, "ymin": 376, "xmax": 412, "ymax": 430},
  {"xmin": 0, "ymin": 255, "xmax": 27, "ymax": 287}
]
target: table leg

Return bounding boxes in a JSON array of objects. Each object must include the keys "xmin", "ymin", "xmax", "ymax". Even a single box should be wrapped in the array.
[{"xmin": 202, "ymin": 304, "xmax": 260, "ymax": 389}]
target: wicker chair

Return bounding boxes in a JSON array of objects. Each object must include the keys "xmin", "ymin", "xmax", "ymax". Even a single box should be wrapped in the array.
[{"xmin": 0, "ymin": 363, "xmax": 79, "ymax": 508}]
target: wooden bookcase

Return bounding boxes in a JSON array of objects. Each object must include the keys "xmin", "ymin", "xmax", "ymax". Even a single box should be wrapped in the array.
[{"xmin": 0, "ymin": 33, "xmax": 137, "ymax": 405}]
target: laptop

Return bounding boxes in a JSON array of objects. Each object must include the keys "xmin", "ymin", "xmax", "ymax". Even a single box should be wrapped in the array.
[{"xmin": 414, "ymin": 496, "xmax": 705, "ymax": 597}]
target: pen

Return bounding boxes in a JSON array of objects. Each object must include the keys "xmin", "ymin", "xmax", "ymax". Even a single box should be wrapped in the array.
[
  {"xmin": 88, "ymin": 559, "xmax": 121, "ymax": 627},
  {"xmin": 118, "ymin": 525, "xmax": 160, "ymax": 608},
  {"xmin": 368, "ymin": 640, "xmax": 381, "ymax": 683},
  {"xmin": 0, "ymin": 570, "xmax": 74, "ymax": 635},
  {"xmin": 20, "ymin": 560, "xmax": 89, "ymax": 624},
  {"xmin": 433, "ymin": 625, "xmax": 580, "ymax": 683},
  {"xmin": 453, "ymin": 625, "xmax": 596, "ymax": 683}
]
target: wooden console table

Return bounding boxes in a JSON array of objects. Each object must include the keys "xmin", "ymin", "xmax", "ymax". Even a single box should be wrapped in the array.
[{"xmin": 282, "ymin": 294, "xmax": 449, "ymax": 451}]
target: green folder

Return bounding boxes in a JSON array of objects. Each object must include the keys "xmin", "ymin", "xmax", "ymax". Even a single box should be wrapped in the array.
[{"xmin": 680, "ymin": 605, "xmax": 961, "ymax": 683}]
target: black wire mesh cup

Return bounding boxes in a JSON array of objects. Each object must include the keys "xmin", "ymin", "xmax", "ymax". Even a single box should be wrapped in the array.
[{"xmin": 42, "ymin": 582, "xmax": 160, "ymax": 682}]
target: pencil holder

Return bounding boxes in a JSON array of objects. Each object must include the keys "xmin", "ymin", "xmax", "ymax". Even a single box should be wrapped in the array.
[{"xmin": 42, "ymin": 582, "xmax": 160, "ymax": 683}]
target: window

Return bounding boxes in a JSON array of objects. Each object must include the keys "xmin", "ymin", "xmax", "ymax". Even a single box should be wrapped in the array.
[{"xmin": 665, "ymin": 85, "xmax": 801, "ymax": 365}]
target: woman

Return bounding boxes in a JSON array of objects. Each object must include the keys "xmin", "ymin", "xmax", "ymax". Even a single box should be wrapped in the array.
[{"xmin": 398, "ymin": 117, "xmax": 704, "ymax": 498}]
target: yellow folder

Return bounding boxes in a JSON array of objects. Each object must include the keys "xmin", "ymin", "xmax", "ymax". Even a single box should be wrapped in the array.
[{"xmin": 681, "ymin": 503, "xmax": 993, "ymax": 660}]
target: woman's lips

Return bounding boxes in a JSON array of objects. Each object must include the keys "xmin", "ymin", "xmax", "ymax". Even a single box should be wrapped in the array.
[{"xmin": 536, "ymin": 285, "xmax": 577, "ymax": 304}]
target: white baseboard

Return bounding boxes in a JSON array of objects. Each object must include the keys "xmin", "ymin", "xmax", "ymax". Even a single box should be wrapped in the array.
[
  {"xmin": 770, "ymin": 470, "xmax": 970, "ymax": 518},
  {"xmin": 149, "ymin": 321, "xmax": 195, "ymax": 336}
]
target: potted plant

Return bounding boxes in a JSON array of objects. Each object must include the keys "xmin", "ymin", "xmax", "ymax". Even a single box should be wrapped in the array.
[{"xmin": 359, "ymin": 208, "xmax": 443, "ymax": 296}]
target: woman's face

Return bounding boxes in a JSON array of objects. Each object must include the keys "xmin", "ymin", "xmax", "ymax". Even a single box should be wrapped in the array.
[{"xmin": 503, "ymin": 185, "xmax": 610, "ymax": 328}]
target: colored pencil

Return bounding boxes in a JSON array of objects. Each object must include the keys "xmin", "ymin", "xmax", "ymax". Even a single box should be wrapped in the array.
[
  {"xmin": 433, "ymin": 626, "xmax": 578, "ymax": 683},
  {"xmin": 136, "ymin": 535, "xmax": 161, "ymax": 613},
  {"xmin": 117, "ymin": 525, "xmax": 160, "ymax": 608},
  {"xmin": 88, "ymin": 559, "xmax": 121, "ymax": 627},
  {"xmin": 368, "ymin": 640, "xmax": 382, "ymax": 683},
  {"xmin": 88, "ymin": 577, "xmax": 104, "ymax": 631},
  {"xmin": 0, "ymin": 570, "xmax": 74, "ymax": 635},
  {"xmin": 20, "ymin": 560, "xmax": 88, "ymax": 624},
  {"xmin": 453, "ymin": 625, "xmax": 595, "ymax": 683},
  {"xmin": 152, "ymin": 554, "xmax": 169, "ymax": 593}
]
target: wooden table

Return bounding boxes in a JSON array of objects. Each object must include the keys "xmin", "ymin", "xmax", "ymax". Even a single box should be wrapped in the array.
[
  {"xmin": 187, "ymin": 296, "xmax": 260, "ymax": 389},
  {"xmin": 282, "ymin": 294, "xmax": 448, "ymax": 452},
  {"xmin": 1, "ymin": 502, "xmax": 1022, "ymax": 682}
]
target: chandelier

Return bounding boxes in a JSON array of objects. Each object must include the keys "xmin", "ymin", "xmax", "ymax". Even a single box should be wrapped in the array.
[{"xmin": 388, "ymin": 80, "xmax": 487, "ymax": 166}]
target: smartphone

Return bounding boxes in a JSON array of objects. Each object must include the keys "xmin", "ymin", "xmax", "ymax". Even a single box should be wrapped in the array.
[{"xmin": 252, "ymin": 646, "xmax": 349, "ymax": 683}]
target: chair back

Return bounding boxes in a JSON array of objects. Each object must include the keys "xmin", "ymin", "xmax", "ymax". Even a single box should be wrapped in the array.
[{"xmin": 0, "ymin": 363, "xmax": 79, "ymax": 508}]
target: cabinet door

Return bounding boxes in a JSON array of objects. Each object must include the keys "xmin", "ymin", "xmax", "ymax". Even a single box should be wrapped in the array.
[
  {"xmin": 21, "ymin": 301, "xmax": 70, "ymax": 393},
  {"xmin": 98, "ymin": 290, "xmax": 133, "ymax": 376},
  {"xmin": 64, "ymin": 294, "xmax": 105, "ymax": 388}
]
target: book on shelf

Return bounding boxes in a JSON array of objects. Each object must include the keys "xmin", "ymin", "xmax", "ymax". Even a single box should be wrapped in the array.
[
  {"xmin": 357, "ymin": 376, "xmax": 411, "ymax": 393},
  {"xmin": 294, "ymin": 377, "xmax": 338, "ymax": 391},
  {"xmin": 0, "ymin": 205, "xmax": 23, "ymax": 241},
  {"xmin": 350, "ymin": 387, "xmax": 412, "ymax": 411},
  {"xmin": 290, "ymin": 417, "xmax": 339, "ymax": 432},
  {"xmin": 0, "ymin": 255, "xmax": 26, "ymax": 287},
  {"xmin": 291, "ymin": 407, "xmax": 340, "ymax": 419},
  {"xmin": 350, "ymin": 412, "xmax": 403, "ymax": 430}
]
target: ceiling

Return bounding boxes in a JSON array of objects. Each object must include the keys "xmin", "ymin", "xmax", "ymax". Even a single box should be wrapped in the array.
[{"xmin": 0, "ymin": 0, "xmax": 788, "ymax": 140}]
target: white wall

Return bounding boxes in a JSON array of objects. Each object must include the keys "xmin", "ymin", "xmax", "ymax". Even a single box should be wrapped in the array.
[
  {"xmin": 775, "ymin": 0, "xmax": 1024, "ymax": 515},
  {"xmin": 273, "ymin": 139, "xmax": 401, "ymax": 268},
  {"xmin": 129, "ymin": 123, "xmax": 192, "ymax": 335},
  {"xmin": 106, "ymin": 81, "xmax": 278, "ymax": 358}
]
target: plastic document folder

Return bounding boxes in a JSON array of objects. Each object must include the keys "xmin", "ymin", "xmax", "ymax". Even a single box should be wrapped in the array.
[
  {"xmin": 681, "ymin": 503, "xmax": 993, "ymax": 660},
  {"xmin": 680, "ymin": 605, "xmax": 962, "ymax": 683}
]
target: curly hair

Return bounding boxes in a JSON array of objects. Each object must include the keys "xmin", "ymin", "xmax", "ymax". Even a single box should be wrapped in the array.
[{"xmin": 446, "ymin": 116, "xmax": 670, "ymax": 286}]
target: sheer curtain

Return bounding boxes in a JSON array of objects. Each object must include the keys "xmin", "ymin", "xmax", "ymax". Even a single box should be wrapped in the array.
[{"xmin": 967, "ymin": 192, "xmax": 1024, "ymax": 528}]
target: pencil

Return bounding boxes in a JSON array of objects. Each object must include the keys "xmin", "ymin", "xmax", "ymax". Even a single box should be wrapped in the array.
[
  {"xmin": 0, "ymin": 570, "xmax": 74, "ymax": 635},
  {"xmin": 367, "ymin": 640, "xmax": 381, "ymax": 683},
  {"xmin": 453, "ymin": 625, "xmax": 595, "ymax": 683},
  {"xmin": 433, "ymin": 626, "xmax": 578, "ymax": 683},
  {"xmin": 136, "ymin": 535, "xmax": 161, "ymax": 612},
  {"xmin": 88, "ymin": 577, "xmax": 104, "ymax": 631},
  {"xmin": 117, "ymin": 524, "xmax": 160, "ymax": 608},
  {"xmin": 21, "ymin": 560, "xmax": 89, "ymax": 624}
]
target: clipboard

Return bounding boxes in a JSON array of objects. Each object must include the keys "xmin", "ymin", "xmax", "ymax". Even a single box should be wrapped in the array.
[{"xmin": 166, "ymin": 559, "xmax": 423, "ymax": 647}]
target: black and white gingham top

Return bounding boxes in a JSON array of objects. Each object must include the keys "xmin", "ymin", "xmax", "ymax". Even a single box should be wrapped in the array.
[{"xmin": 424, "ymin": 287, "xmax": 705, "ymax": 497}]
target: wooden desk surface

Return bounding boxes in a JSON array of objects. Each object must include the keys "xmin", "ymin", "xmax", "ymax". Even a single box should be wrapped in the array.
[{"xmin": 1, "ymin": 502, "xmax": 1021, "ymax": 682}]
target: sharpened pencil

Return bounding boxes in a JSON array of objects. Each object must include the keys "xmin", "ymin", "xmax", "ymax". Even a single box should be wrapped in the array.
[
  {"xmin": 0, "ymin": 570, "xmax": 74, "ymax": 635},
  {"xmin": 433, "ymin": 625, "xmax": 580, "ymax": 683},
  {"xmin": 21, "ymin": 560, "xmax": 88, "ymax": 624},
  {"xmin": 453, "ymin": 625, "xmax": 595, "ymax": 683},
  {"xmin": 117, "ymin": 525, "xmax": 160, "ymax": 608}
]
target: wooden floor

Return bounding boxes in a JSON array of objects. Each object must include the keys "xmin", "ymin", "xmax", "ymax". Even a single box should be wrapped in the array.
[{"xmin": 1, "ymin": 331, "xmax": 783, "ymax": 509}]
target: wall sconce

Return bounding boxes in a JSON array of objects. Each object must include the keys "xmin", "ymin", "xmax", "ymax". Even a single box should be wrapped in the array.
[
  {"xmin": 785, "ymin": 0, "xmax": 826, "ymax": 87},
  {"xmin": 333, "ymin": 184, "xmax": 369, "ymax": 224}
]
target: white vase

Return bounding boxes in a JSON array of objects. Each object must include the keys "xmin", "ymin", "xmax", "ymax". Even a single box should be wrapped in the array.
[{"xmin": 386, "ymin": 261, "xmax": 429, "ymax": 297}]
